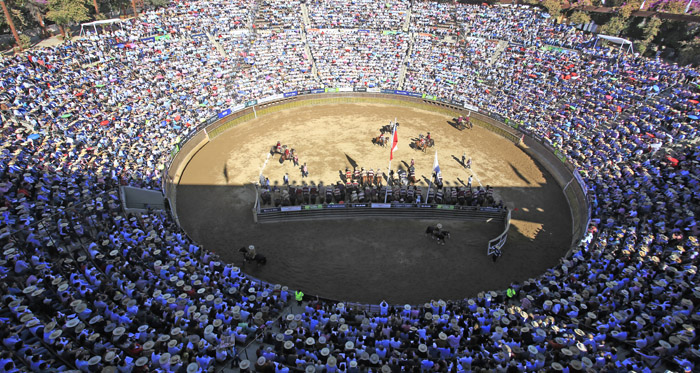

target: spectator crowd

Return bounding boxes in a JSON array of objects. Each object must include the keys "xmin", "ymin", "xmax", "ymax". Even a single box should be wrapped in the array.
[{"xmin": 0, "ymin": 0, "xmax": 699, "ymax": 372}]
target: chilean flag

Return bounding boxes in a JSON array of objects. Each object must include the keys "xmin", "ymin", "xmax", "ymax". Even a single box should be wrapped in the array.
[{"xmin": 390, "ymin": 124, "xmax": 399, "ymax": 161}]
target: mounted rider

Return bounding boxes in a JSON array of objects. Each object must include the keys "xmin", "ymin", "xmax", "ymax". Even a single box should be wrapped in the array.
[{"xmin": 246, "ymin": 245, "xmax": 257, "ymax": 260}]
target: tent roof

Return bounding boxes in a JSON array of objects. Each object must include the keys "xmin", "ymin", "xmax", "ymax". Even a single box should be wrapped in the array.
[
  {"xmin": 81, "ymin": 19, "xmax": 124, "ymax": 27},
  {"xmin": 596, "ymin": 34, "xmax": 633, "ymax": 45}
]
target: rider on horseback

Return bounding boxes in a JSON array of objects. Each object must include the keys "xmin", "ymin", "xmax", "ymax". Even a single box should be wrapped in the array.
[{"xmin": 246, "ymin": 245, "xmax": 257, "ymax": 261}]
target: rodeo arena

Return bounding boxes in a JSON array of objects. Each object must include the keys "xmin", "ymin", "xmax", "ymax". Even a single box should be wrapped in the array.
[{"xmin": 1, "ymin": 0, "xmax": 700, "ymax": 372}]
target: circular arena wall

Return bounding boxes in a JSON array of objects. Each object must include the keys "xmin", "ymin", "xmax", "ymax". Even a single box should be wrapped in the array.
[{"xmin": 164, "ymin": 92, "xmax": 589, "ymax": 303}]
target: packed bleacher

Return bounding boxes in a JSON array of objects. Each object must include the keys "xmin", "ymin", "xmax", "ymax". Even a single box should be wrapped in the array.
[{"xmin": 0, "ymin": 0, "xmax": 699, "ymax": 371}]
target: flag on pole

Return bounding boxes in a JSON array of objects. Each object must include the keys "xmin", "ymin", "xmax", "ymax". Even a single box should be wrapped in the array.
[
  {"xmin": 640, "ymin": 0, "xmax": 646, "ymax": 10},
  {"xmin": 601, "ymin": 0, "xmax": 605, "ymax": 5},
  {"xmin": 686, "ymin": 0, "xmax": 693, "ymax": 13},
  {"xmin": 389, "ymin": 123, "xmax": 399, "ymax": 161},
  {"xmin": 433, "ymin": 150, "xmax": 440, "ymax": 176}
]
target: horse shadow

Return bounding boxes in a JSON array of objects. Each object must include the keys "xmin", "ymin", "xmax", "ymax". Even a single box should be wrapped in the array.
[
  {"xmin": 451, "ymin": 155, "xmax": 466, "ymax": 167},
  {"xmin": 345, "ymin": 154, "xmax": 358, "ymax": 169}
]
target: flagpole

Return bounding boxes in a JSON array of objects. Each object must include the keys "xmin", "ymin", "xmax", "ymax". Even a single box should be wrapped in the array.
[{"xmin": 384, "ymin": 120, "xmax": 394, "ymax": 203}]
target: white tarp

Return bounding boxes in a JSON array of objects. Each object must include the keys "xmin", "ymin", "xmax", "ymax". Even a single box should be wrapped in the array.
[
  {"xmin": 81, "ymin": 19, "xmax": 124, "ymax": 27},
  {"xmin": 596, "ymin": 34, "xmax": 633, "ymax": 46},
  {"xmin": 594, "ymin": 34, "xmax": 634, "ymax": 54}
]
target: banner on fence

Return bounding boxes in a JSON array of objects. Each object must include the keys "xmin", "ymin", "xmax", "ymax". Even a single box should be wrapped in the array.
[
  {"xmin": 218, "ymin": 109, "xmax": 232, "ymax": 118},
  {"xmin": 371, "ymin": 203, "xmax": 391, "ymax": 208},
  {"xmin": 464, "ymin": 103, "xmax": 479, "ymax": 112},
  {"xmin": 284, "ymin": 91, "xmax": 298, "ymax": 98},
  {"xmin": 281, "ymin": 206, "xmax": 302, "ymax": 212},
  {"xmin": 338, "ymin": 87, "xmax": 354, "ymax": 92},
  {"xmin": 311, "ymin": 88, "xmax": 325, "ymax": 94},
  {"xmin": 325, "ymin": 88, "xmax": 339, "ymax": 93},
  {"xmin": 245, "ymin": 100, "xmax": 258, "ymax": 107}
]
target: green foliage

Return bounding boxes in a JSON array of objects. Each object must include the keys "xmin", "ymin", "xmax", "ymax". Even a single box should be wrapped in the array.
[
  {"xmin": 542, "ymin": 0, "xmax": 563, "ymax": 18},
  {"xmin": 46, "ymin": 0, "xmax": 90, "ymax": 26},
  {"xmin": 569, "ymin": 11, "xmax": 591, "ymax": 26},
  {"xmin": 619, "ymin": 0, "xmax": 642, "ymax": 19},
  {"xmin": 635, "ymin": 16, "xmax": 662, "ymax": 56},
  {"xmin": 642, "ymin": 16, "xmax": 662, "ymax": 40},
  {"xmin": 18, "ymin": 33, "xmax": 30, "ymax": 49},
  {"xmin": 143, "ymin": 0, "xmax": 168, "ymax": 7},
  {"xmin": 678, "ymin": 37, "xmax": 700, "ymax": 66},
  {"xmin": 599, "ymin": 16, "xmax": 628, "ymax": 36}
]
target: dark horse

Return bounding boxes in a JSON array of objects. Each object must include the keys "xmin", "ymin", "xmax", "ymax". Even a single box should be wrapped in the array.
[
  {"xmin": 425, "ymin": 226, "xmax": 451, "ymax": 245},
  {"xmin": 239, "ymin": 247, "xmax": 267, "ymax": 264}
]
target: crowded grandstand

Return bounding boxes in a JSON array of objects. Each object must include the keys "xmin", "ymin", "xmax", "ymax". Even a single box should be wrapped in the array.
[{"xmin": 1, "ymin": 0, "xmax": 700, "ymax": 372}]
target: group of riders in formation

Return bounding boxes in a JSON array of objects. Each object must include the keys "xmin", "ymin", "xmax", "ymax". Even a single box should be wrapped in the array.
[{"xmin": 259, "ymin": 162, "xmax": 503, "ymax": 209}]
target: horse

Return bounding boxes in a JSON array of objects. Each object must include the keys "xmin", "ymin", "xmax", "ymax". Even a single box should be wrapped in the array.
[
  {"xmin": 426, "ymin": 138, "xmax": 435, "ymax": 148},
  {"xmin": 380, "ymin": 124, "xmax": 392, "ymax": 134},
  {"xmin": 414, "ymin": 139, "xmax": 427, "ymax": 152},
  {"xmin": 425, "ymin": 226, "xmax": 450, "ymax": 245},
  {"xmin": 372, "ymin": 136, "xmax": 387, "ymax": 147},
  {"xmin": 260, "ymin": 190, "xmax": 272, "ymax": 205},
  {"xmin": 238, "ymin": 247, "xmax": 267, "ymax": 264}
]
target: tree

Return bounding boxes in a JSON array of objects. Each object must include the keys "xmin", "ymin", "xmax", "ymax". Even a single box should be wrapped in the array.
[
  {"xmin": 143, "ymin": 0, "xmax": 167, "ymax": 8},
  {"xmin": 542, "ymin": 0, "xmax": 563, "ymax": 18},
  {"xmin": 0, "ymin": 0, "xmax": 21, "ymax": 51},
  {"xmin": 569, "ymin": 11, "xmax": 591, "ymax": 26},
  {"xmin": 46, "ymin": 0, "xmax": 90, "ymax": 38},
  {"xmin": 678, "ymin": 37, "xmax": 700, "ymax": 66},
  {"xmin": 25, "ymin": 0, "xmax": 49, "ymax": 37},
  {"xmin": 636, "ymin": 16, "xmax": 662, "ymax": 55},
  {"xmin": 599, "ymin": 16, "xmax": 628, "ymax": 36},
  {"xmin": 619, "ymin": 0, "xmax": 642, "ymax": 19}
]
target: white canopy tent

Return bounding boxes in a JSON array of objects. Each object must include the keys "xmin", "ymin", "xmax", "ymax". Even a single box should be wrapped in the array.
[
  {"xmin": 593, "ymin": 34, "xmax": 634, "ymax": 55},
  {"xmin": 80, "ymin": 19, "xmax": 125, "ymax": 36}
]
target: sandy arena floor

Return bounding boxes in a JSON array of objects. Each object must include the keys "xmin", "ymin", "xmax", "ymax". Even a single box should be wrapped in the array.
[{"xmin": 176, "ymin": 103, "xmax": 572, "ymax": 304}]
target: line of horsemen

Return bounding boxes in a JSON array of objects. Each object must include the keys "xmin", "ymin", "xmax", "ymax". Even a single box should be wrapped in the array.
[{"xmin": 259, "ymin": 173, "xmax": 502, "ymax": 208}]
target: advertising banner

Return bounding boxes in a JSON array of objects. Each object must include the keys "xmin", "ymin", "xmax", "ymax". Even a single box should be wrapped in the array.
[
  {"xmin": 218, "ymin": 109, "xmax": 232, "ymax": 118},
  {"xmin": 283, "ymin": 91, "xmax": 298, "ymax": 98},
  {"xmin": 280, "ymin": 206, "xmax": 302, "ymax": 212},
  {"xmin": 371, "ymin": 203, "xmax": 391, "ymax": 208}
]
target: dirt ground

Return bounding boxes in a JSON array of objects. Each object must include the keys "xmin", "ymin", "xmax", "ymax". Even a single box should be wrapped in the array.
[{"xmin": 176, "ymin": 103, "xmax": 572, "ymax": 304}]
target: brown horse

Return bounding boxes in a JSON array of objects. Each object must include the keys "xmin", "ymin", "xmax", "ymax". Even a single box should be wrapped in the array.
[
  {"xmin": 414, "ymin": 139, "xmax": 427, "ymax": 152},
  {"xmin": 373, "ymin": 135, "xmax": 387, "ymax": 147}
]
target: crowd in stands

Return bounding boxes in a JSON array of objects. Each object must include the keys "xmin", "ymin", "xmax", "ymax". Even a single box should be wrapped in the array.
[
  {"xmin": 0, "ymin": 0, "xmax": 699, "ymax": 372},
  {"xmin": 308, "ymin": 30, "xmax": 408, "ymax": 89},
  {"xmin": 255, "ymin": 0, "xmax": 304, "ymax": 30},
  {"xmin": 307, "ymin": 0, "xmax": 410, "ymax": 30}
]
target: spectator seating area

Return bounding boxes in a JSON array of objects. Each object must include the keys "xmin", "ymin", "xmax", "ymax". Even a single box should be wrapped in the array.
[{"xmin": 0, "ymin": 0, "xmax": 699, "ymax": 372}]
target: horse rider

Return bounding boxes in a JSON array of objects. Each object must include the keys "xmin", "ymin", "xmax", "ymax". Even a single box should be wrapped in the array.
[
  {"xmin": 426, "ymin": 132, "xmax": 432, "ymax": 143},
  {"xmin": 345, "ymin": 167, "xmax": 352, "ymax": 182},
  {"xmin": 368, "ymin": 168, "xmax": 374, "ymax": 186},
  {"xmin": 411, "ymin": 158, "xmax": 415, "ymax": 167},
  {"xmin": 276, "ymin": 141, "xmax": 282, "ymax": 154},
  {"xmin": 376, "ymin": 168, "xmax": 383, "ymax": 187},
  {"xmin": 246, "ymin": 245, "xmax": 257, "ymax": 260}
]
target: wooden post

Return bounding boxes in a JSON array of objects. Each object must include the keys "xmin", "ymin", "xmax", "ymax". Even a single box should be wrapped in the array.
[
  {"xmin": 131, "ymin": 0, "xmax": 138, "ymax": 19},
  {"xmin": 0, "ymin": 0, "xmax": 22, "ymax": 52}
]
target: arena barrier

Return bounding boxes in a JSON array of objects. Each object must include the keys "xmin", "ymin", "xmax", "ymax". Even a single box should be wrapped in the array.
[
  {"xmin": 487, "ymin": 209, "xmax": 511, "ymax": 255},
  {"xmin": 254, "ymin": 200, "xmax": 507, "ymax": 224},
  {"xmin": 165, "ymin": 90, "xmax": 590, "ymax": 254}
]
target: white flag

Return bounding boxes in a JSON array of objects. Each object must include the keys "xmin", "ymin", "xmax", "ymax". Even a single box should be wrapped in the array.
[
  {"xmin": 433, "ymin": 150, "xmax": 441, "ymax": 176},
  {"xmin": 640, "ymin": 0, "xmax": 646, "ymax": 10},
  {"xmin": 686, "ymin": 0, "xmax": 693, "ymax": 13}
]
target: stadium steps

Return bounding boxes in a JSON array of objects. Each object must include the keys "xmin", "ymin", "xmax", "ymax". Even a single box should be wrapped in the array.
[
  {"xmin": 397, "ymin": 33, "xmax": 415, "ymax": 90},
  {"xmin": 488, "ymin": 40, "xmax": 509, "ymax": 66},
  {"xmin": 206, "ymin": 32, "xmax": 228, "ymax": 58},
  {"xmin": 403, "ymin": 8, "xmax": 412, "ymax": 32},
  {"xmin": 300, "ymin": 3, "xmax": 312, "ymax": 29}
]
